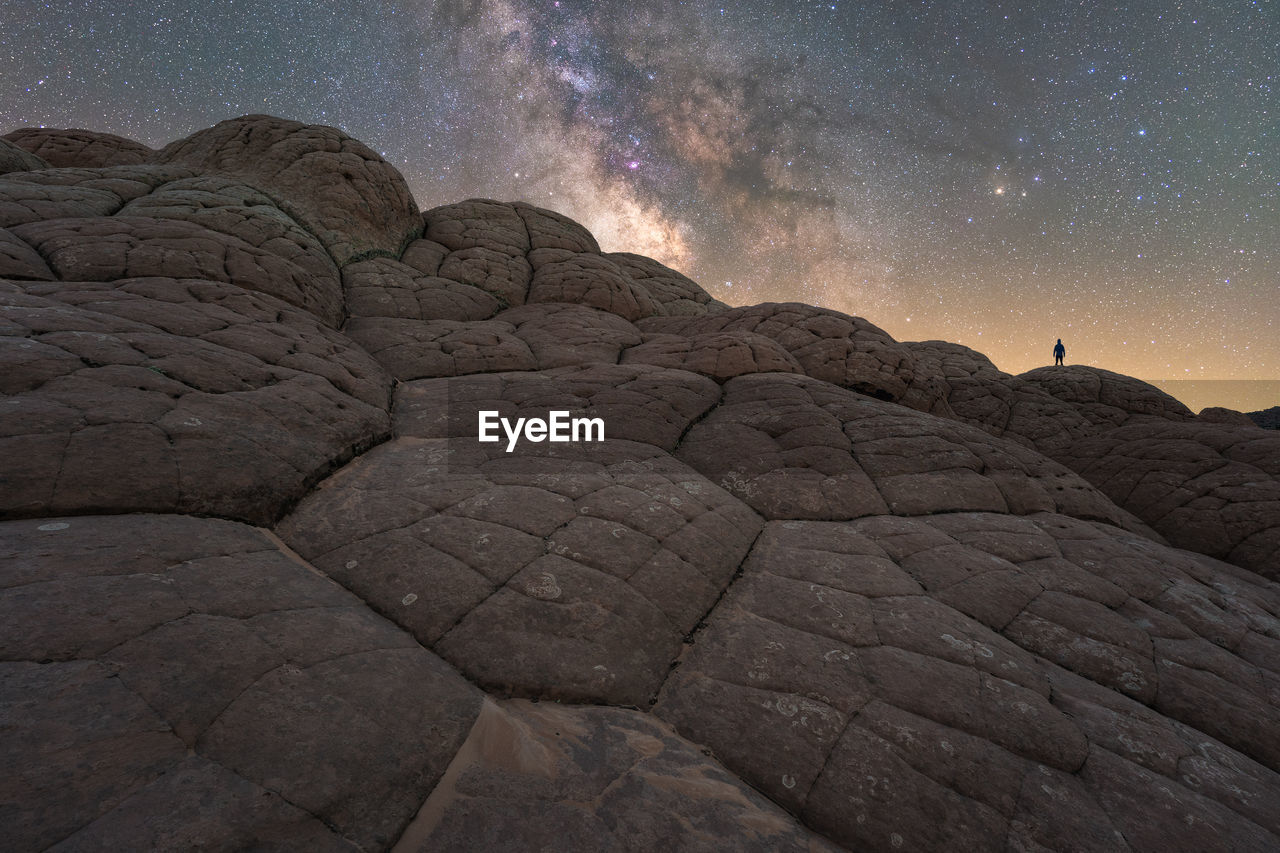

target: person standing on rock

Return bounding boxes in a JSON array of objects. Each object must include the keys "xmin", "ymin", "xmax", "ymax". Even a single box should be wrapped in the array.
[{"xmin": 1053, "ymin": 339, "xmax": 1066, "ymax": 366}]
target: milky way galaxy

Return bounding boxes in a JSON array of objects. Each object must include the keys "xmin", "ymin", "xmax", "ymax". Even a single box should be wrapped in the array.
[{"xmin": 3, "ymin": 0, "xmax": 1276, "ymax": 407}]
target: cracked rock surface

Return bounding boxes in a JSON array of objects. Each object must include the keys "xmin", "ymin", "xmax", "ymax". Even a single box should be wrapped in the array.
[{"xmin": 3, "ymin": 116, "xmax": 1278, "ymax": 852}]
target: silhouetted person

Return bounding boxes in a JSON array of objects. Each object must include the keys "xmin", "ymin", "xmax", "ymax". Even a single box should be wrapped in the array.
[{"xmin": 1053, "ymin": 339, "xmax": 1066, "ymax": 366}]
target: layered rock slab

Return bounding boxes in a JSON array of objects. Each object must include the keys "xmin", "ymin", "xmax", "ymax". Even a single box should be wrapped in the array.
[
  {"xmin": 0, "ymin": 514, "xmax": 482, "ymax": 851},
  {"xmin": 655, "ymin": 515, "xmax": 1280, "ymax": 852}
]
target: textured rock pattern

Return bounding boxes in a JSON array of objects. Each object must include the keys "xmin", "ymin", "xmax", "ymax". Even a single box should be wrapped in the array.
[
  {"xmin": 1062, "ymin": 419, "xmax": 1280, "ymax": 578},
  {"xmin": 905, "ymin": 340, "xmax": 1096, "ymax": 455},
  {"xmin": 3, "ymin": 116, "xmax": 1279, "ymax": 852},
  {"xmin": 641, "ymin": 303, "xmax": 954, "ymax": 415},
  {"xmin": 4, "ymin": 127, "xmax": 155, "ymax": 168},
  {"xmin": 0, "ymin": 138, "xmax": 50, "ymax": 175},
  {"xmin": 674, "ymin": 373, "xmax": 1153, "ymax": 533},
  {"xmin": 1020, "ymin": 366, "xmax": 1196, "ymax": 427},
  {"xmin": 655, "ymin": 514, "xmax": 1280, "ymax": 851},
  {"xmin": 0, "ymin": 277, "xmax": 389, "ymax": 524},
  {"xmin": 397, "ymin": 698, "xmax": 841, "ymax": 852},
  {"xmin": 157, "ymin": 115, "xmax": 423, "ymax": 266},
  {"xmin": 0, "ymin": 514, "xmax": 482, "ymax": 851}
]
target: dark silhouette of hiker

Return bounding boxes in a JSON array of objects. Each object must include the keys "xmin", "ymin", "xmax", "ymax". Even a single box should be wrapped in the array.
[{"xmin": 1053, "ymin": 339, "xmax": 1066, "ymax": 366}]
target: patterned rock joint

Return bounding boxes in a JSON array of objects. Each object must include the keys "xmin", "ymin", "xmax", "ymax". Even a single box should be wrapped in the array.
[
  {"xmin": 0, "ymin": 277, "xmax": 391, "ymax": 525},
  {"xmin": 418, "ymin": 197, "xmax": 722, "ymax": 321},
  {"xmin": 1050, "ymin": 419, "xmax": 1280, "ymax": 579},
  {"xmin": 904, "ymin": 339, "xmax": 1096, "ymax": 455},
  {"xmin": 641, "ymin": 302, "xmax": 954, "ymax": 416},
  {"xmin": 278, "ymin": 366, "xmax": 761, "ymax": 707},
  {"xmin": 655, "ymin": 515, "xmax": 1280, "ymax": 852},
  {"xmin": 1020, "ymin": 365, "xmax": 1196, "ymax": 428},
  {"xmin": 0, "ymin": 514, "xmax": 483, "ymax": 851},
  {"xmin": 4, "ymin": 115, "xmax": 1280, "ymax": 853},
  {"xmin": 1001, "ymin": 367, "xmax": 1280, "ymax": 578},
  {"xmin": 675, "ymin": 371, "xmax": 1155, "ymax": 533},
  {"xmin": 345, "ymin": 303, "xmax": 644, "ymax": 382}
]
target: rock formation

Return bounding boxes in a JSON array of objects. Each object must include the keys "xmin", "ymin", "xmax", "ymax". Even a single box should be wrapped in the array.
[
  {"xmin": 2, "ymin": 117, "xmax": 1278, "ymax": 852},
  {"xmin": 1249, "ymin": 405, "xmax": 1280, "ymax": 430}
]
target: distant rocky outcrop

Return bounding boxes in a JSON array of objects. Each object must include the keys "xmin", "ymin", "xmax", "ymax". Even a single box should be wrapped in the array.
[
  {"xmin": 1199, "ymin": 406, "xmax": 1258, "ymax": 427},
  {"xmin": 1249, "ymin": 405, "xmax": 1280, "ymax": 430},
  {"xmin": 3, "ymin": 117, "xmax": 1278, "ymax": 852}
]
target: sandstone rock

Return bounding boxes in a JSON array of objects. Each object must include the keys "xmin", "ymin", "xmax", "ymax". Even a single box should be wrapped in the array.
[
  {"xmin": 420, "ymin": 198, "xmax": 721, "ymax": 320},
  {"xmin": 346, "ymin": 305, "xmax": 647, "ymax": 382},
  {"xmin": 514, "ymin": 200, "xmax": 601, "ymax": 253},
  {"xmin": 158, "ymin": 115, "xmax": 422, "ymax": 265},
  {"xmin": 0, "ymin": 177, "xmax": 125, "ymax": 226},
  {"xmin": 608, "ymin": 251, "xmax": 722, "ymax": 315},
  {"xmin": 0, "ymin": 163, "xmax": 195, "ymax": 203},
  {"xmin": 642, "ymin": 303, "xmax": 953, "ymax": 414},
  {"xmin": 906, "ymin": 340, "xmax": 1095, "ymax": 455},
  {"xmin": 343, "ymin": 317, "xmax": 536, "ymax": 379},
  {"xmin": 343, "ymin": 256, "xmax": 500, "ymax": 323},
  {"xmin": 12, "ymin": 216, "xmax": 345, "ymax": 326},
  {"xmin": 0, "ymin": 515, "xmax": 482, "ymax": 851},
  {"xmin": 655, "ymin": 513, "xmax": 1280, "ymax": 851},
  {"xmin": 1199, "ymin": 406, "xmax": 1258, "ymax": 426},
  {"xmin": 497, "ymin": 303, "xmax": 644, "ymax": 367},
  {"xmin": 623, "ymin": 329, "xmax": 803, "ymax": 380},
  {"xmin": 674, "ymin": 372, "xmax": 1152, "ymax": 531},
  {"xmin": 0, "ymin": 138, "xmax": 49, "ymax": 174},
  {"xmin": 1020, "ymin": 365, "xmax": 1195, "ymax": 427},
  {"xmin": 0, "ymin": 278, "xmax": 389, "ymax": 524},
  {"xmin": 527, "ymin": 252, "xmax": 659, "ymax": 321},
  {"xmin": 118, "ymin": 176, "xmax": 343, "ymax": 322},
  {"xmin": 397, "ymin": 698, "xmax": 839, "ymax": 852},
  {"xmin": 4, "ymin": 127, "xmax": 155, "ymax": 168},
  {"xmin": 0, "ymin": 229, "xmax": 55, "ymax": 279},
  {"xmin": 1061, "ymin": 420, "xmax": 1280, "ymax": 578},
  {"xmin": 394, "ymin": 364, "xmax": 723, "ymax": 450},
  {"xmin": 278, "ymin": 368, "xmax": 759, "ymax": 706},
  {"xmin": 4, "ymin": 115, "xmax": 1279, "ymax": 853},
  {"xmin": 425, "ymin": 199, "xmax": 531, "ymax": 256}
]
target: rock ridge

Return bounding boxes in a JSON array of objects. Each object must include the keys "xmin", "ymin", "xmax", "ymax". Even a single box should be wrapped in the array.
[{"xmin": 2, "ymin": 116, "xmax": 1277, "ymax": 852}]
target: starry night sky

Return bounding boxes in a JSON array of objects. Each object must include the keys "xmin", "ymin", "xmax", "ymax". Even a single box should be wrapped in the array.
[{"xmin": 3, "ymin": 0, "xmax": 1276, "ymax": 402}]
